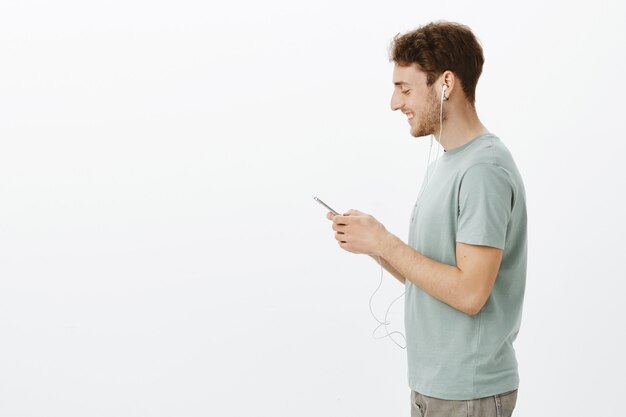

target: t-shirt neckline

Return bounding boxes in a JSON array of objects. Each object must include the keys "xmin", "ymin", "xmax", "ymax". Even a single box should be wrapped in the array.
[{"xmin": 442, "ymin": 132, "xmax": 493, "ymax": 157}]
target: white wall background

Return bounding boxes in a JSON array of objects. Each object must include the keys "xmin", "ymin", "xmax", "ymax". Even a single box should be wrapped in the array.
[{"xmin": 1, "ymin": 1, "xmax": 625, "ymax": 416}]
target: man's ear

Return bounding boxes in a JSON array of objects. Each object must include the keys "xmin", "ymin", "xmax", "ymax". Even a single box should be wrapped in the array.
[{"xmin": 440, "ymin": 70, "xmax": 456, "ymax": 99}]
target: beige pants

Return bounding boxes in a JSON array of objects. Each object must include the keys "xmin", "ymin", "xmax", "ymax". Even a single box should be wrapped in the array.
[{"xmin": 410, "ymin": 389, "xmax": 518, "ymax": 417}]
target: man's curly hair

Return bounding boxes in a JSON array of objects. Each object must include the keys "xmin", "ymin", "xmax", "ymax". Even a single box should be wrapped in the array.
[{"xmin": 389, "ymin": 21, "xmax": 484, "ymax": 106}]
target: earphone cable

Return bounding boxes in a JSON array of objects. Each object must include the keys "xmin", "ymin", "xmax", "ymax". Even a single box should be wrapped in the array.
[
  {"xmin": 369, "ymin": 255, "xmax": 406, "ymax": 349},
  {"xmin": 368, "ymin": 86, "xmax": 446, "ymax": 350}
]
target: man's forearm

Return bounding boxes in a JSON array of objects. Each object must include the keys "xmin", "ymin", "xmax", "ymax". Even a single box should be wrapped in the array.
[
  {"xmin": 368, "ymin": 254, "xmax": 406, "ymax": 284},
  {"xmin": 379, "ymin": 233, "xmax": 473, "ymax": 314}
]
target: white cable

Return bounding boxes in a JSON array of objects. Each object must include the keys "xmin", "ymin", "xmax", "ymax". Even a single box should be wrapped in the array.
[
  {"xmin": 425, "ymin": 130, "xmax": 435, "ymax": 187},
  {"xmin": 368, "ymin": 86, "xmax": 446, "ymax": 350},
  {"xmin": 370, "ymin": 255, "xmax": 406, "ymax": 349},
  {"xmin": 430, "ymin": 86, "xmax": 446, "ymax": 179}
]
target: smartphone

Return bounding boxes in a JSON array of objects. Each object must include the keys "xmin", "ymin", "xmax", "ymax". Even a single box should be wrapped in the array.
[{"xmin": 312, "ymin": 195, "xmax": 340, "ymax": 215}]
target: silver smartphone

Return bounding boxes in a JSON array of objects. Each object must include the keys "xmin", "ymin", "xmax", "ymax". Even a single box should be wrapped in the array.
[{"xmin": 312, "ymin": 195, "xmax": 340, "ymax": 215}]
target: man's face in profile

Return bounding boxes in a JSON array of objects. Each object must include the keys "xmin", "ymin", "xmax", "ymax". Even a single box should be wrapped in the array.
[{"xmin": 390, "ymin": 63, "xmax": 441, "ymax": 138}]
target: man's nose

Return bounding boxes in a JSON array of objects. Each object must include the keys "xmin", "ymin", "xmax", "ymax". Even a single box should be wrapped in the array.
[{"xmin": 390, "ymin": 92, "xmax": 402, "ymax": 111}]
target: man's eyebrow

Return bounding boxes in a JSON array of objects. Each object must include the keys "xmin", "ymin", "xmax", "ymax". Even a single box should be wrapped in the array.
[{"xmin": 393, "ymin": 81, "xmax": 411, "ymax": 86}]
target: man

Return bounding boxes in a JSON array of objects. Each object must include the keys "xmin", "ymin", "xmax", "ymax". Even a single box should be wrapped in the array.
[{"xmin": 326, "ymin": 21, "xmax": 526, "ymax": 417}]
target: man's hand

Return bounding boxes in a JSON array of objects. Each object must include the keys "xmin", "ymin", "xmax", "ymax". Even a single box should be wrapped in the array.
[{"xmin": 326, "ymin": 209, "xmax": 391, "ymax": 257}]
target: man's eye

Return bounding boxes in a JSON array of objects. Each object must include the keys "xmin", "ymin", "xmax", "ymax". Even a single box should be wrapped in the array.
[{"xmin": 402, "ymin": 90, "xmax": 410, "ymax": 95}]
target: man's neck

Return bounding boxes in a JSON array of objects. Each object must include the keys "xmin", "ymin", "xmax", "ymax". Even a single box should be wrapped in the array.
[{"xmin": 434, "ymin": 107, "xmax": 488, "ymax": 152}]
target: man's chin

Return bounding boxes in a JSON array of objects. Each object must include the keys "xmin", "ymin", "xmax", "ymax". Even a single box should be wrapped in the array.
[{"xmin": 410, "ymin": 129, "xmax": 434, "ymax": 139}]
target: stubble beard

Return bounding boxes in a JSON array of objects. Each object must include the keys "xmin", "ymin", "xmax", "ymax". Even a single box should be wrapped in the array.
[{"xmin": 411, "ymin": 86, "xmax": 445, "ymax": 140}]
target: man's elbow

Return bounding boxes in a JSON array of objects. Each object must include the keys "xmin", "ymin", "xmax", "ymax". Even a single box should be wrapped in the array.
[
  {"xmin": 461, "ymin": 294, "xmax": 488, "ymax": 316},
  {"xmin": 464, "ymin": 304, "xmax": 482, "ymax": 316}
]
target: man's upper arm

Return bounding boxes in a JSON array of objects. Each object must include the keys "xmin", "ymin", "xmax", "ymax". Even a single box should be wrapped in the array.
[
  {"xmin": 456, "ymin": 242, "xmax": 503, "ymax": 315},
  {"xmin": 455, "ymin": 163, "xmax": 513, "ymax": 314}
]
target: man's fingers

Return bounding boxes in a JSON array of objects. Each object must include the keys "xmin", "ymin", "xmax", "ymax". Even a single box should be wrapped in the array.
[
  {"xmin": 335, "ymin": 232, "xmax": 347, "ymax": 242},
  {"xmin": 332, "ymin": 222, "xmax": 347, "ymax": 232},
  {"xmin": 332, "ymin": 215, "xmax": 349, "ymax": 225}
]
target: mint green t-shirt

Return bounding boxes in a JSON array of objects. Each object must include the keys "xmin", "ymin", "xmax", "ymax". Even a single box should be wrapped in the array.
[{"xmin": 405, "ymin": 132, "xmax": 527, "ymax": 400}]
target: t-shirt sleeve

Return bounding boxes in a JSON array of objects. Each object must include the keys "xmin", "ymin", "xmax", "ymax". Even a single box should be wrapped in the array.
[{"xmin": 456, "ymin": 163, "xmax": 514, "ymax": 250}]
